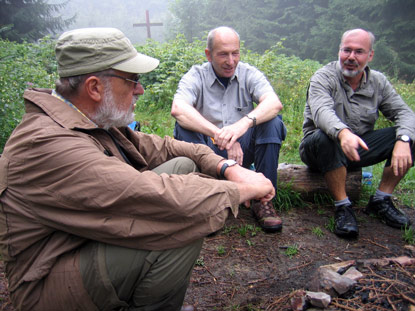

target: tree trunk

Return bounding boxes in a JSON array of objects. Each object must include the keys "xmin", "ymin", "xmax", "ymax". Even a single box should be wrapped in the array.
[{"xmin": 277, "ymin": 163, "xmax": 362, "ymax": 202}]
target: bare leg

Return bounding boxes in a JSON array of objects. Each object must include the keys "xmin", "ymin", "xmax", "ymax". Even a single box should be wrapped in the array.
[
  {"xmin": 378, "ymin": 165, "xmax": 407, "ymax": 194},
  {"xmin": 324, "ymin": 166, "xmax": 348, "ymax": 201}
]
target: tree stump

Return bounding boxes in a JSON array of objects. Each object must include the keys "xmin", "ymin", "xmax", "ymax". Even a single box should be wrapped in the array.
[{"xmin": 277, "ymin": 163, "xmax": 362, "ymax": 202}]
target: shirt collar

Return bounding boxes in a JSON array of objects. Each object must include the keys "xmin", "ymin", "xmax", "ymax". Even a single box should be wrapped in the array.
[
  {"xmin": 207, "ymin": 62, "xmax": 239, "ymax": 87},
  {"xmin": 336, "ymin": 61, "xmax": 370, "ymax": 88},
  {"xmin": 52, "ymin": 90, "xmax": 98, "ymax": 127}
]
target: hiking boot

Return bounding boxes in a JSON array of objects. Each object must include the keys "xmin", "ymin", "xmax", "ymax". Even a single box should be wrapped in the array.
[
  {"xmin": 252, "ymin": 201, "xmax": 282, "ymax": 232},
  {"xmin": 334, "ymin": 204, "xmax": 359, "ymax": 238},
  {"xmin": 365, "ymin": 195, "xmax": 411, "ymax": 228}
]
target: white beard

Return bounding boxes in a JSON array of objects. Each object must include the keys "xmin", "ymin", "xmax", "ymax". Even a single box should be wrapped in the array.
[
  {"xmin": 93, "ymin": 83, "xmax": 136, "ymax": 130},
  {"xmin": 339, "ymin": 59, "xmax": 364, "ymax": 78}
]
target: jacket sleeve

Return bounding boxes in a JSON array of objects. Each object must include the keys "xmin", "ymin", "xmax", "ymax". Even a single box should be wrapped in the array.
[
  {"xmin": 7, "ymin": 127, "xmax": 240, "ymax": 250},
  {"xmin": 307, "ymin": 70, "xmax": 350, "ymax": 140},
  {"xmin": 377, "ymin": 76, "xmax": 415, "ymax": 141}
]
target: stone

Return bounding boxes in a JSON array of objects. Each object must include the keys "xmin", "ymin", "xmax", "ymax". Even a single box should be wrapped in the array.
[
  {"xmin": 306, "ymin": 291, "xmax": 331, "ymax": 308},
  {"xmin": 321, "ymin": 260, "xmax": 356, "ymax": 274},
  {"xmin": 343, "ymin": 266, "xmax": 364, "ymax": 281},
  {"xmin": 309, "ymin": 266, "xmax": 356, "ymax": 296},
  {"xmin": 390, "ymin": 256, "xmax": 415, "ymax": 266},
  {"xmin": 358, "ymin": 258, "xmax": 390, "ymax": 268}
]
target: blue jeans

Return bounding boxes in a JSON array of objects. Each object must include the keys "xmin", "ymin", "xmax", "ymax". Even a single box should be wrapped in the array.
[{"xmin": 174, "ymin": 115, "xmax": 286, "ymax": 190}]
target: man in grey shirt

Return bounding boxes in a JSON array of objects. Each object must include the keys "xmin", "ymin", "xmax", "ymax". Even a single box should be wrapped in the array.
[
  {"xmin": 300, "ymin": 28, "xmax": 415, "ymax": 238},
  {"xmin": 171, "ymin": 26, "xmax": 286, "ymax": 233}
]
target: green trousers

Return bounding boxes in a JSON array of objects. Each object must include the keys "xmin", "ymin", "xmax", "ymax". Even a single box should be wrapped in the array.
[{"xmin": 80, "ymin": 157, "xmax": 203, "ymax": 311}]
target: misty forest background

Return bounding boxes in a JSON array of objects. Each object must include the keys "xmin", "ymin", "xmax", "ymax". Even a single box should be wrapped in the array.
[{"xmin": 1, "ymin": 0, "xmax": 415, "ymax": 204}]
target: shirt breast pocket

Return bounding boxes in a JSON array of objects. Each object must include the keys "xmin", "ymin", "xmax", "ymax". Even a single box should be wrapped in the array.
[
  {"xmin": 362, "ymin": 107, "xmax": 379, "ymax": 125},
  {"xmin": 234, "ymin": 106, "xmax": 251, "ymax": 114}
]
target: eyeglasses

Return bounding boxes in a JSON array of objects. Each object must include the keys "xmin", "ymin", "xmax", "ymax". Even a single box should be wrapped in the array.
[
  {"xmin": 340, "ymin": 48, "xmax": 368, "ymax": 57},
  {"xmin": 103, "ymin": 73, "xmax": 141, "ymax": 86}
]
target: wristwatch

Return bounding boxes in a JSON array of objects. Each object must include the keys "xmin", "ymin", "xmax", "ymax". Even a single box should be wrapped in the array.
[
  {"xmin": 397, "ymin": 134, "xmax": 411, "ymax": 143},
  {"xmin": 220, "ymin": 159, "xmax": 237, "ymax": 179},
  {"xmin": 245, "ymin": 114, "xmax": 256, "ymax": 127}
]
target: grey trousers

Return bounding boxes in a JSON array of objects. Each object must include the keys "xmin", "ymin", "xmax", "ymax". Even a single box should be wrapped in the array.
[{"xmin": 80, "ymin": 157, "xmax": 203, "ymax": 311}]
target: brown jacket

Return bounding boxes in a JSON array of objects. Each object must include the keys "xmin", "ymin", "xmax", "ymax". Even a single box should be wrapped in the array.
[{"xmin": 0, "ymin": 89, "xmax": 240, "ymax": 309}]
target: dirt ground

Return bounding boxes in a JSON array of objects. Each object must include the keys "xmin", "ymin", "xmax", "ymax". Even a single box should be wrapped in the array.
[
  {"xmin": 182, "ymin": 199, "xmax": 415, "ymax": 310},
  {"xmin": 1, "ymin": 198, "xmax": 414, "ymax": 311}
]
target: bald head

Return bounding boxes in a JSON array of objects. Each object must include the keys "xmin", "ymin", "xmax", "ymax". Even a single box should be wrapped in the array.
[
  {"xmin": 340, "ymin": 29, "xmax": 375, "ymax": 51},
  {"xmin": 207, "ymin": 26, "xmax": 240, "ymax": 51}
]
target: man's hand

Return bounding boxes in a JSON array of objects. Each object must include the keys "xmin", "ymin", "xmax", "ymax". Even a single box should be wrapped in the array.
[
  {"xmin": 226, "ymin": 141, "xmax": 244, "ymax": 165},
  {"xmin": 214, "ymin": 118, "xmax": 251, "ymax": 151},
  {"xmin": 222, "ymin": 164, "xmax": 275, "ymax": 206},
  {"xmin": 338, "ymin": 128, "xmax": 368, "ymax": 161},
  {"xmin": 391, "ymin": 141, "xmax": 413, "ymax": 176}
]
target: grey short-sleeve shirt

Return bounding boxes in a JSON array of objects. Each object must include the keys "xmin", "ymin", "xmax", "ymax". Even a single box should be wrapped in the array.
[{"xmin": 174, "ymin": 61, "xmax": 274, "ymax": 128}]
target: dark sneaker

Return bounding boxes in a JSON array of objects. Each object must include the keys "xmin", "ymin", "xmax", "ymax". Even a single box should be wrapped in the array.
[
  {"xmin": 334, "ymin": 204, "xmax": 359, "ymax": 238},
  {"xmin": 252, "ymin": 201, "xmax": 282, "ymax": 232},
  {"xmin": 365, "ymin": 195, "xmax": 411, "ymax": 228}
]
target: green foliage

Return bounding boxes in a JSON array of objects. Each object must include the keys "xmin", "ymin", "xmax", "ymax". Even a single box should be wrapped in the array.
[
  {"xmin": 284, "ymin": 244, "xmax": 299, "ymax": 258},
  {"xmin": 135, "ymin": 35, "xmax": 206, "ymax": 113},
  {"xmin": 402, "ymin": 226, "xmax": 415, "ymax": 245},
  {"xmin": 275, "ymin": 185, "xmax": 306, "ymax": 211},
  {"xmin": 1, "ymin": 34, "xmax": 415, "ymax": 185},
  {"xmin": 311, "ymin": 226, "xmax": 324, "ymax": 238},
  {"xmin": 243, "ymin": 46, "xmax": 322, "ymax": 160},
  {"xmin": 326, "ymin": 216, "xmax": 336, "ymax": 233},
  {"xmin": 223, "ymin": 224, "xmax": 236, "ymax": 235},
  {"xmin": 195, "ymin": 256, "xmax": 205, "ymax": 266},
  {"xmin": 217, "ymin": 245, "xmax": 226, "ymax": 256},
  {"xmin": 168, "ymin": 0, "xmax": 415, "ymax": 82},
  {"xmin": 0, "ymin": 37, "xmax": 57, "ymax": 153},
  {"xmin": 0, "ymin": 0, "xmax": 74, "ymax": 42},
  {"xmin": 237, "ymin": 224, "xmax": 261, "ymax": 238},
  {"xmin": 167, "ymin": 0, "xmax": 209, "ymax": 42},
  {"xmin": 314, "ymin": 193, "xmax": 333, "ymax": 207}
]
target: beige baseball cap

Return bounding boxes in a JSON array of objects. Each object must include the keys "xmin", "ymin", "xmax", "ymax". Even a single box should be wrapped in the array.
[{"xmin": 55, "ymin": 27, "xmax": 159, "ymax": 77}]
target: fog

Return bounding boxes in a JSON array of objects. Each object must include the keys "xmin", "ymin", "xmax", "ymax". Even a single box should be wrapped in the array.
[{"xmin": 49, "ymin": 0, "xmax": 171, "ymax": 44}]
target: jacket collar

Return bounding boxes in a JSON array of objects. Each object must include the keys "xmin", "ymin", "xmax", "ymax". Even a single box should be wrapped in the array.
[{"xmin": 23, "ymin": 88, "xmax": 97, "ymax": 130}]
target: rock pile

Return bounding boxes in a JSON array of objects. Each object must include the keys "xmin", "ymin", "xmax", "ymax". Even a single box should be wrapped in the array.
[{"xmin": 288, "ymin": 256, "xmax": 415, "ymax": 310}]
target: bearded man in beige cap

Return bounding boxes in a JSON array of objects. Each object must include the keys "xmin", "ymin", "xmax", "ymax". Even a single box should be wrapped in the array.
[{"xmin": 0, "ymin": 28, "xmax": 275, "ymax": 310}]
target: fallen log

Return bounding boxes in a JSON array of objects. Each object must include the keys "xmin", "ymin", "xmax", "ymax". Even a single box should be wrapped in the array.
[{"xmin": 277, "ymin": 163, "xmax": 362, "ymax": 202}]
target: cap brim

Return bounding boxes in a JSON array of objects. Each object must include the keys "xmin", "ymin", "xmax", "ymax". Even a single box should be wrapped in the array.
[{"xmin": 112, "ymin": 52, "xmax": 159, "ymax": 74}]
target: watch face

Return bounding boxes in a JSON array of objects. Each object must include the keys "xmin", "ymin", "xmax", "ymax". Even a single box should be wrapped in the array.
[
  {"xmin": 400, "ymin": 135, "xmax": 410, "ymax": 142},
  {"xmin": 225, "ymin": 159, "xmax": 237, "ymax": 166}
]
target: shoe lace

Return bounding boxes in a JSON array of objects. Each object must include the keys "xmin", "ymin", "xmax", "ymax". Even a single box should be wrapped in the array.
[
  {"xmin": 255, "ymin": 202, "xmax": 276, "ymax": 218},
  {"xmin": 382, "ymin": 197, "xmax": 403, "ymax": 216}
]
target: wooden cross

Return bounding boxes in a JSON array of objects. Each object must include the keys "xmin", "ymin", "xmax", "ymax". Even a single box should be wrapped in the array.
[{"xmin": 133, "ymin": 10, "xmax": 163, "ymax": 39}]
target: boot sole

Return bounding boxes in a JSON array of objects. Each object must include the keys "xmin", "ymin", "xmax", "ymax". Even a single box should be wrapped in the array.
[{"xmin": 334, "ymin": 228, "xmax": 359, "ymax": 239}]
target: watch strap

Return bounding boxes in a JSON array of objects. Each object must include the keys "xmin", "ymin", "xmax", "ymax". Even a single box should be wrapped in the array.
[
  {"xmin": 245, "ymin": 114, "xmax": 256, "ymax": 127},
  {"xmin": 397, "ymin": 134, "xmax": 411, "ymax": 143},
  {"xmin": 220, "ymin": 160, "xmax": 237, "ymax": 179},
  {"xmin": 220, "ymin": 163, "xmax": 229, "ymax": 179}
]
